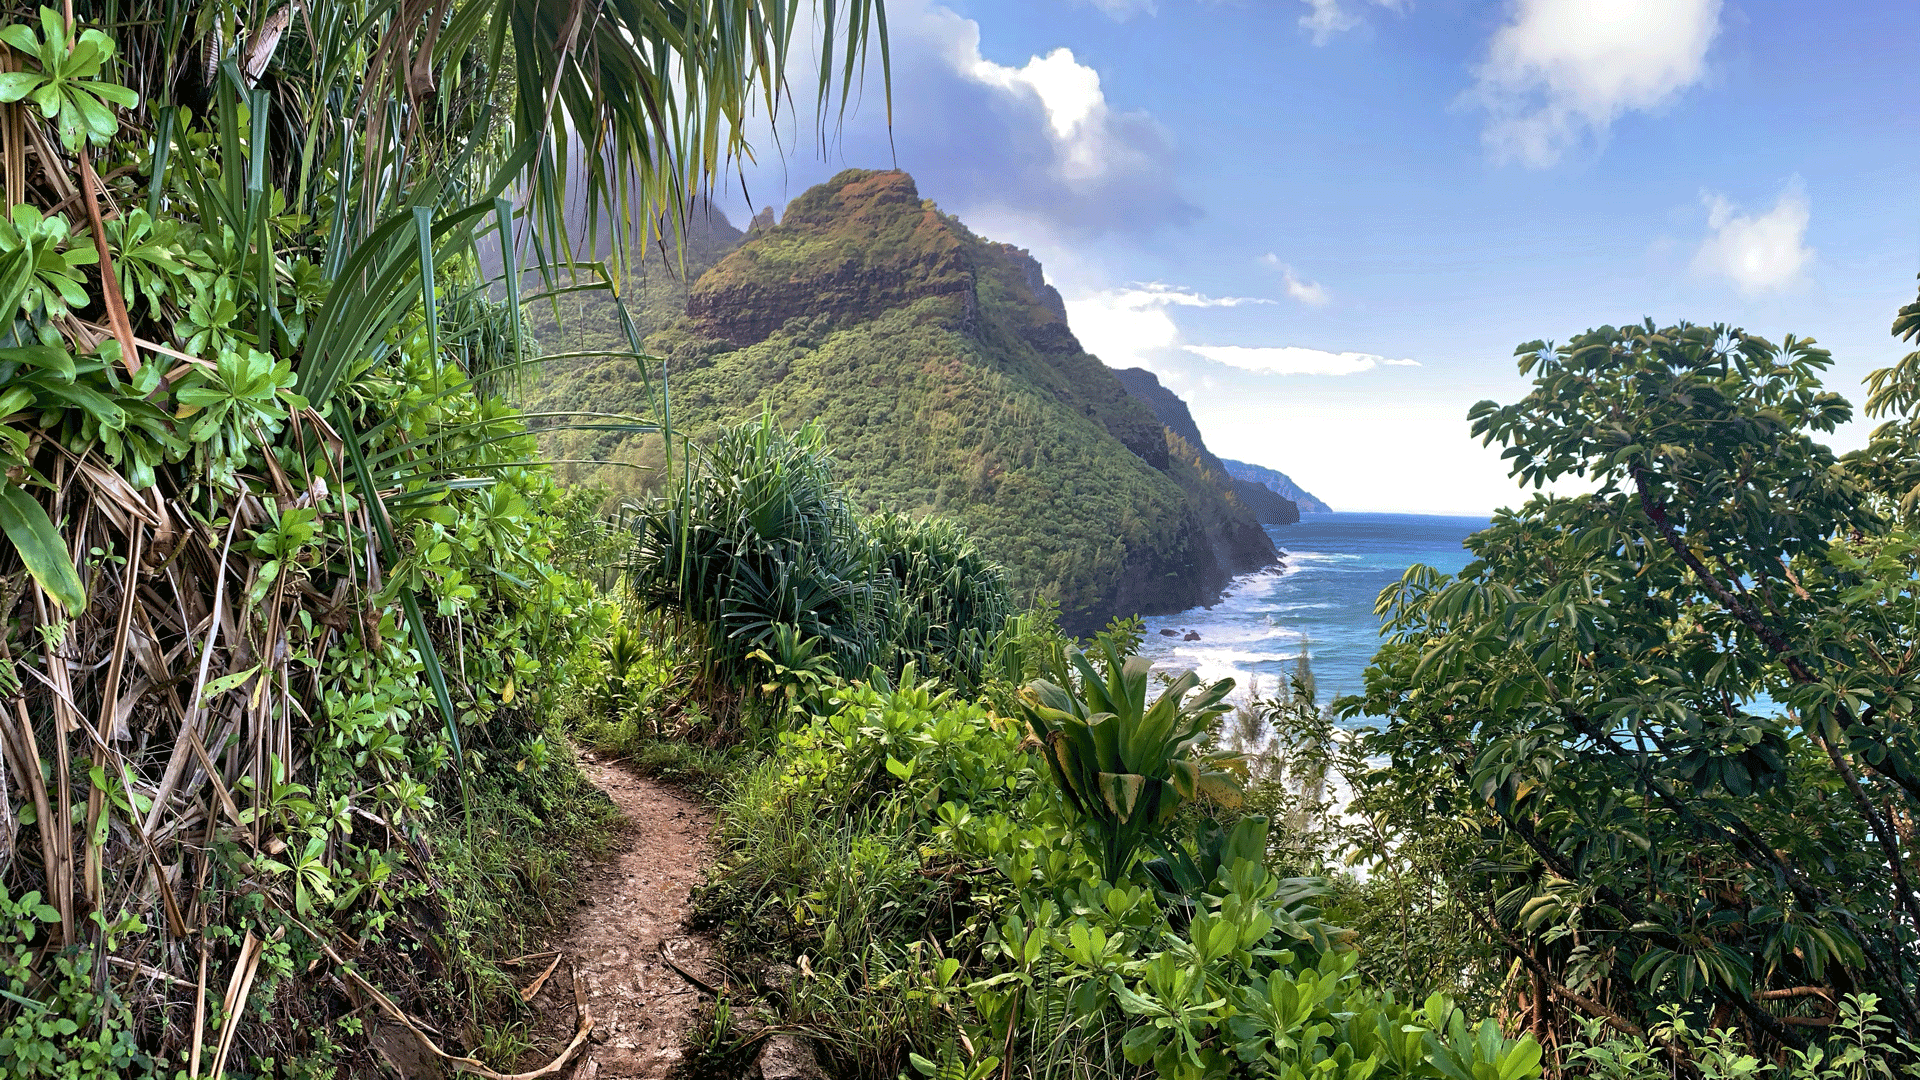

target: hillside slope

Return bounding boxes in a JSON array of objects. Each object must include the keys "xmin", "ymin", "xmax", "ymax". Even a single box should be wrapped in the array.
[
  {"xmin": 539, "ymin": 169, "xmax": 1276, "ymax": 630},
  {"xmin": 522, "ymin": 205, "xmax": 745, "ymax": 493},
  {"xmin": 1113, "ymin": 368, "xmax": 1299, "ymax": 526},
  {"xmin": 1220, "ymin": 458, "xmax": 1331, "ymax": 514}
]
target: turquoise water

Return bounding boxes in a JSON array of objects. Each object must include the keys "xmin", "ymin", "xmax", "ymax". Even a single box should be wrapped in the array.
[{"xmin": 1139, "ymin": 513, "xmax": 1490, "ymax": 716}]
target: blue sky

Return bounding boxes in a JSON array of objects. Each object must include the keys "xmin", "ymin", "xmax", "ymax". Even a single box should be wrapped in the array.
[{"xmin": 714, "ymin": 0, "xmax": 1920, "ymax": 514}]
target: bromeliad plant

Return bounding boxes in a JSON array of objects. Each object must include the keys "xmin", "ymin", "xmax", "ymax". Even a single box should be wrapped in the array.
[{"xmin": 1019, "ymin": 637, "xmax": 1246, "ymax": 885}]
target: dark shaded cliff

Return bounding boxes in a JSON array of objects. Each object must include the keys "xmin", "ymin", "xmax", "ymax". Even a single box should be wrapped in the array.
[{"xmin": 1113, "ymin": 368, "xmax": 1299, "ymax": 526}]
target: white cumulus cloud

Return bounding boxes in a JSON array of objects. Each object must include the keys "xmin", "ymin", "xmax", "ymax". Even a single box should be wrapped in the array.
[
  {"xmin": 970, "ymin": 48, "xmax": 1116, "ymax": 182},
  {"xmin": 883, "ymin": 0, "xmax": 1191, "ymax": 236},
  {"xmin": 1690, "ymin": 183, "xmax": 1814, "ymax": 295},
  {"xmin": 1188, "ymin": 346, "xmax": 1420, "ymax": 376},
  {"xmin": 755, "ymin": 0, "xmax": 1190, "ymax": 242},
  {"xmin": 1468, "ymin": 0, "xmax": 1721, "ymax": 167}
]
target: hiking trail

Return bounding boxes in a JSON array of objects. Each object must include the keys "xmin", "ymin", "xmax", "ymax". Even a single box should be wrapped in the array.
[{"xmin": 523, "ymin": 754, "xmax": 723, "ymax": 1079}]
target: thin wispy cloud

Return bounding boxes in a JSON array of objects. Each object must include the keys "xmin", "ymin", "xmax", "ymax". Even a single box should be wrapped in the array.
[
  {"xmin": 1297, "ymin": 0, "xmax": 1405, "ymax": 46},
  {"xmin": 1283, "ymin": 271, "xmax": 1328, "ymax": 306},
  {"xmin": 1062, "ymin": 283, "xmax": 1269, "ymax": 368},
  {"xmin": 1066, "ymin": 281, "xmax": 1411, "ymax": 376},
  {"xmin": 1261, "ymin": 254, "xmax": 1330, "ymax": 306},
  {"xmin": 1468, "ymin": 0, "xmax": 1721, "ymax": 167},
  {"xmin": 1189, "ymin": 346, "xmax": 1419, "ymax": 377},
  {"xmin": 1691, "ymin": 182, "xmax": 1814, "ymax": 295},
  {"xmin": 1079, "ymin": 0, "xmax": 1157, "ymax": 20}
]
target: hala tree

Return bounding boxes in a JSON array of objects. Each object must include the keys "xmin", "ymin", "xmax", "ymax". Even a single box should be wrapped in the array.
[{"xmin": 1349, "ymin": 306, "xmax": 1920, "ymax": 1057}]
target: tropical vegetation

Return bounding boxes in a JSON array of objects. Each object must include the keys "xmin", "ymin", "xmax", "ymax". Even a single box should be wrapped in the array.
[
  {"xmin": 524, "ymin": 168, "xmax": 1277, "ymax": 633},
  {"xmin": 3, "ymin": 0, "xmax": 1916, "ymax": 1076},
  {"xmin": 0, "ymin": 0, "xmax": 880, "ymax": 1073},
  {"xmin": 565, "ymin": 290, "xmax": 1920, "ymax": 1079},
  {"xmin": 1336, "ymin": 312, "xmax": 1920, "ymax": 1063}
]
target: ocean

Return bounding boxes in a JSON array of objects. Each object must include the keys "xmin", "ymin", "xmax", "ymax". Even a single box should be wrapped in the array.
[{"xmin": 1138, "ymin": 512, "xmax": 1491, "ymax": 720}]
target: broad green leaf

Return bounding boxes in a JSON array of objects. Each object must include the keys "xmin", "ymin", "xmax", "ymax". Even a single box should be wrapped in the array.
[
  {"xmin": 0, "ymin": 344, "xmax": 73, "ymax": 379},
  {"xmin": 0, "ymin": 482, "xmax": 83, "ymax": 612}
]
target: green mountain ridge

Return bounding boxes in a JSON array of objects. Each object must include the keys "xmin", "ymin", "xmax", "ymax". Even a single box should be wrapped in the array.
[{"xmin": 525, "ymin": 169, "xmax": 1279, "ymax": 632}]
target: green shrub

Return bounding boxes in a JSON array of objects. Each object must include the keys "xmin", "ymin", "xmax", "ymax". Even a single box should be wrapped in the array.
[
  {"xmin": 1561, "ymin": 995, "xmax": 1918, "ymax": 1079},
  {"xmin": 0, "ymin": 890, "xmax": 146, "ymax": 1078},
  {"xmin": 869, "ymin": 511, "xmax": 1017, "ymax": 693},
  {"xmin": 626, "ymin": 414, "xmax": 1018, "ymax": 696},
  {"xmin": 1018, "ymin": 638, "xmax": 1244, "ymax": 884},
  {"xmin": 681, "ymin": 629, "xmax": 1542, "ymax": 1080}
]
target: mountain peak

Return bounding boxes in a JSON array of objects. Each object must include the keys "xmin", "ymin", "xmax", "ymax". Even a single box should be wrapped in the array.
[
  {"xmin": 530, "ymin": 168, "xmax": 1286, "ymax": 630},
  {"xmin": 686, "ymin": 169, "xmax": 975, "ymax": 347}
]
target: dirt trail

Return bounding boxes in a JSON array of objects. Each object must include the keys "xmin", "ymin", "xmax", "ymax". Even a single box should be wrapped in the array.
[{"xmin": 529, "ymin": 754, "xmax": 722, "ymax": 1079}]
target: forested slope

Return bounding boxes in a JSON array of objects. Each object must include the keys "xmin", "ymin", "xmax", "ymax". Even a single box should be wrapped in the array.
[
  {"xmin": 1115, "ymin": 366, "xmax": 1300, "ymax": 524},
  {"xmin": 528, "ymin": 169, "xmax": 1276, "ymax": 630},
  {"xmin": 522, "ymin": 204, "xmax": 744, "ymax": 492}
]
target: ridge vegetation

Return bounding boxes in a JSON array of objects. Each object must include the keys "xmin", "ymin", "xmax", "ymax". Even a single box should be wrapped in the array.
[{"xmin": 524, "ymin": 169, "xmax": 1277, "ymax": 633}]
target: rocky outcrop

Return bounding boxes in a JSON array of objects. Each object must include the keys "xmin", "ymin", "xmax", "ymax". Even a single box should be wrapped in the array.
[
  {"xmin": 990, "ymin": 242, "xmax": 1081, "ymax": 355},
  {"xmin": 687, "ymin": 171, "xmax": 975, "ymax": 347},
  {"xmin": 1113, "ymin": 367, "xmax": 1205, "ymax": 450}
]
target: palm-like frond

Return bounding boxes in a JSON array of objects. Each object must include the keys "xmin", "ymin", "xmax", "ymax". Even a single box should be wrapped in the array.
[
  {"xmin": 494, "ymin": 0, "xmax": 886, "ymax": 273},
  {"xmin": 0, "ymin": 1, "xmax": 889, "ymax": 1068}
]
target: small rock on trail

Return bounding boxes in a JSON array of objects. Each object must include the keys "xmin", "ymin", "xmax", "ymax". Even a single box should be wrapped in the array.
[{"xmin": 524, "ymin": 754, "xmax": 721, "ymax": 1079}]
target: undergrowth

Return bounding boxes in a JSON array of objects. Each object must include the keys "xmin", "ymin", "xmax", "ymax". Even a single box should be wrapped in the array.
[{"xmin": 413, "ymin": 716, "xmax": 621, "ymax": 1036}]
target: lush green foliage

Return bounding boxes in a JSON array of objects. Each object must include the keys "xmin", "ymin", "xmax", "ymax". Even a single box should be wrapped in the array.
[
  {"xmin": 1337, "ymin": 317, "xmax": 1920, "ymax": 1066},
  {"xmin": 1558, "ymin": 996, "xmax": 1917, "ymax": 1079},
  {"xmin": 1020, "ymin": 638, "xmax": 1244, "ymax": 883},
  {"xmin": 0, "ymin": 0, "xmax": 883, "ymax": 1073},
  {"xmin": 525, "ymin": 170, "xmax": 1275, "ymax": 631},
  {"xmin": 602, "ymin": 609, "xmax": 1542, "ymax": 1080},
  {"xmin": 627, "ymin": 413, "xmax": 1017, "ymax": 693}
]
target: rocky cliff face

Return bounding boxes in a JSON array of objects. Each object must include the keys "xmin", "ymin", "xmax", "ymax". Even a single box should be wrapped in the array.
[
  {"xmin": 1113, "ymin": 368, "xmax": 1299, "ymax": 526},
  {"xmin": 687, "ymin": 172, "xmax": 975, "ymax": 347},
  {"xmin": 1221, "ymin": 458, "xmax": 1330, "ymax": 514},
  {"xmin": 644, "ymin": 169, "xmax": 1276, "ymax": 632}
]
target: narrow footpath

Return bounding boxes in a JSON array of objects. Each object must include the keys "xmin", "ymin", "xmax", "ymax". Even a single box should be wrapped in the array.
[{"xmin": 526, "ymin": 754, "xmax": 722, "ymax": 1079}]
